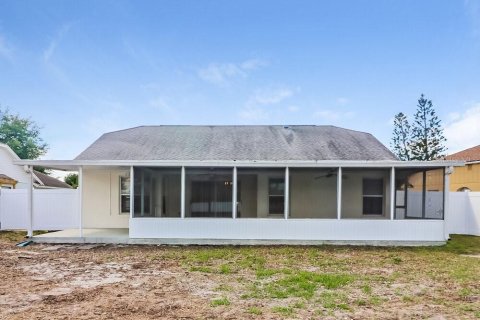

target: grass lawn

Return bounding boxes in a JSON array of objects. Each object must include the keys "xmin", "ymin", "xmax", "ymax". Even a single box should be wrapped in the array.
[{"xmin": 0, "ymin": 232, "xmax": 479, "ymax": 319}]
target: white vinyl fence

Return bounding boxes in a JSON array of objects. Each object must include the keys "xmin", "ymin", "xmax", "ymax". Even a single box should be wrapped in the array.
[
  {"xmin": 0, "ymin": 189, "xmax": 79, "ymax": 230},
  {"xmin": 447, "ymin": 192, "xmax": 480, "ymax": 236},
  {"xmin": 0, "ymin": 188, "xmax": 479, "ymax": 237}
]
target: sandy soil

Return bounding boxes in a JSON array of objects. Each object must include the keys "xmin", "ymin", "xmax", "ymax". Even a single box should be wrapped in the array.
[{"xmin": 0, "ymin": 237, "xmax": 478, "ymax": 319}]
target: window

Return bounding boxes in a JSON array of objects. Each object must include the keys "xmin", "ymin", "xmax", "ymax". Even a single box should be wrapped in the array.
[
  {"xmin": 362, "ymin": 178, "xmax": 383, "ymax": 215},
  {"xmin": 120, "ymin": 176, "xmax": 130, "ymax": 214},
  {"xmin": 268, "ymin": 178, "xmax": 285, "ymax": 214}
]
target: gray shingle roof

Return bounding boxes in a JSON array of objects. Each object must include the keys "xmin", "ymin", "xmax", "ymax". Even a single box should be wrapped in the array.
[
  {"xmin": 75, "ymin": 125, "xmax": 397, "ymax": 161},
  {"xmin": 33, "ymin": 170, "xmax": 72, "ymax": 189}
]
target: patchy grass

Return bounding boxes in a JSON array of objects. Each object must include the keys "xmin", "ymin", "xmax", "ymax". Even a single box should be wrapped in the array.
[
  {"xmin": 271, "ymin": 306, "xmax": 295, "ymax": 317},
  {"xmin": 261, "ymin": 271, "xmax": 353, "ymax": 299},
  {"xmin": 246, "ymin": 306, "xmax": 262, "ymax": 315},
  {"xmin": 439, "ymin": 235, "xmax": 480, "ymax": 254},
  {"xmin": 0, "ymin": 230, "xmax": 48, "ymax": 242},
  {"xmin": 0, "ymin": 233, "xmax": 479, "ymax": 319},
  {"xmin": 210, "ymin": 297, "xmax": 230, "ymax": 307}
]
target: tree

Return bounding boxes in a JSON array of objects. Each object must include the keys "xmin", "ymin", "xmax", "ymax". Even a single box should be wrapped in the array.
[
  {"xmin": 0, "ymin": 108, "xmax": 48, "ymax": 159},
  {"xmin": 64, "ymin": 173, "xmax": 78, "ymax": 189},
  {"xmin": 410, "ymin": 94, "xmax": 447, "ymax": 160},
  {"xmin": 391, "ymin": 94, "xmax": 447, "ymax": 161},
  {"xmin": 391, "ymin": 112, "xmax": 411, "ymax": 160}
]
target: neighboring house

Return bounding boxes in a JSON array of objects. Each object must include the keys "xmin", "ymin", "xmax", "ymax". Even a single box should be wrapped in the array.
[
  {"xmin": 32, "ymin": 170, "xmax": 72, "ymax": 189},
  {"xmin": 0, "ymin": 143, "xmax": 31, "ymax": 189},
  {"xmin": 0, "ymin": 174, "xmax": 17, "ymax": 189},
  {"xmin": 0, "ymin": 143, "xmax": 71, "ymax": 189},
  {"xmin": 445, "ymin": 145, "xmax": 480, "ymax": 192},
  {"xmin": 16, "ymin": 125, "xmax": 461, "ymax": 244}
]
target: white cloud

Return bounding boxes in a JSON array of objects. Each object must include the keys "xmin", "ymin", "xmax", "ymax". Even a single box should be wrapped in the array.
[
  {"xmin": 249, "ymin": 87, "xmax": 295, "ymax": 105},
  {"xmin": 81, "ymin": 100, "xmax": 127, "ymax": 136},
  {"xmin": 198, "ymin": 58, "xmax": 268, "ymax": 86},
  {"xmin": 239, "ymin": 106, "xmax": 268, "ymax": 121},
  {"xmin": 240, "ymin": 58, "xmax": 268, "ymax": 70},
  {"xmin": 336, "ymin": 97, "xmax": 349, "ymax": 106},
  {"xmin": 444, "ymin": 103, "xmax": 480, "ymax": 153},
  {"xmin": 313, "ymin": 109, "xmax": 355, "ymax": 121},
  {"xmin": 239, "ymin": 86, "xmax": 296, "ymax": 121},
  {"xmin": 149, "ymin": 97, "xmax": 172, "ymax": 112},
  {"xmin": 287, "ymin": 105, "xmax": 299, "ymax": 112},
  {"xmin": 43, "ymin": 24, "xmax": 72, "ymax": 64},
  {"xmin": 0, "ymin": 33, "xmax": 13, "ymax": 61}
]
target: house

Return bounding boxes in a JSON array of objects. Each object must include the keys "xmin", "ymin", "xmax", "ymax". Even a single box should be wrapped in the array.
[
  {"xmin": 32, "ymin": 170, "xmax": 72, "ymax": 189},
  {"xmin": 445, "ymin": 145, "xmax": 480, "ymax": 192},
  {"xmin": 0, "ymin": 143, "xmax": 71, "ymax": 189},
  {"xmin": 16, "ymin": 125, "xmax": 461, "ymax": 245}
]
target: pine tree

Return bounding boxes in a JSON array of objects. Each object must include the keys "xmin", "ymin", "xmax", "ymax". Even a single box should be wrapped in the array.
[
  {"xmin": 391, "ymin": 112, "xmax": 411, "ymax": 160},
  {"xmin": 410, "ymin": 94, "xmax": 447, "ymax": 160}
]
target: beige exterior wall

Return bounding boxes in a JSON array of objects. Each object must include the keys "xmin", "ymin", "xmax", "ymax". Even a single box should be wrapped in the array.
[
  {"xmin": 450, "ymin": 163, "xmax": 480, "ymax": 192},
  {"xmin": 82, "ymin": 168, "xmax": 130, "ymax": 228},
  {"xmin": 238, "ymin": 174, "xmax": 257, "ymax": 218},
  {"xmin": 290, "ymin": 169, "xmax": 337, "ymax": 218},
  {"xmin": 341, "ymin": 170, "xmax": 391, "ymax": 219}
]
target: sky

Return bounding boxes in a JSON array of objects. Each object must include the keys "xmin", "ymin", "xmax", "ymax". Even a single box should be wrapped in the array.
[{"xmin": 0, "ymin": 0, "xmax": 480, "ymax": 163}]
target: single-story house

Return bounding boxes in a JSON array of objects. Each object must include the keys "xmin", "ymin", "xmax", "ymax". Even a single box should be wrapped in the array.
[
  {"xmin": 0, "ymin": 143, "xmax": 71, "ymax": 189},
  {"xmin": 16, "ymin": 125, "xmax": 462, "ymax": 245}
]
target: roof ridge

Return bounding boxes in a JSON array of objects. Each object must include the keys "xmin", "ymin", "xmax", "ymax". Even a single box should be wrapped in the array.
[{"xmin": 100, "ymin": 124, "xmax": 370, "ymax": 135}]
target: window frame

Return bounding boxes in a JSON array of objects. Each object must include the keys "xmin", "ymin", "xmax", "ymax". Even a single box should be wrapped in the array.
[
  {"xmin": 119, "ymin": 176, "xmax": 131, "ymax": 215},
  {"xmin": 268, "ymin": 177, "xmax": 285, "ymax": 215},
  {"xmin": 362, "ymin": 178, "xmax": 384, "ymax": 216}
]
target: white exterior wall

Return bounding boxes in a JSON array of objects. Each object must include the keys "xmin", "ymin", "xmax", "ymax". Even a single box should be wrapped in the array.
[
  {"xmin": 130, "ymin": 218, "xmax": 446, "ymax": 242},
  {"xmin": 82, "ymin": 168, "xmax": 129, "ymax": 228},
  {"xmin": 0, "ymin": 145, "xmax": 30, "ymax": 189}
]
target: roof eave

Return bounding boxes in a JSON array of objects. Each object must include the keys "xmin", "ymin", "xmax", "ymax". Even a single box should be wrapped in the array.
[{"xmin": 13, "ymin": 159, "xmax": 465, "ymax": 170}]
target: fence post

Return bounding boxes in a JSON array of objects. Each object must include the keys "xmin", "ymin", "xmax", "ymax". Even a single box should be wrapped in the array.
[
  {"xmin": 78, "ymin": 166, "xmax": 83, "ymax": 238},
  {"xmin": 27, "ymin": 166, "xmax": 33, "ymax": 237},
  {"xmin": 443, "ymin": 166, "xmax": 452, "ymax": 240}
]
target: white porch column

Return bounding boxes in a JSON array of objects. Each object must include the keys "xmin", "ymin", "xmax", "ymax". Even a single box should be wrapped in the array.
[
  {"xmin": 337, "ymin": 167, "xmax": 342, "ymax": 220},
  {"xmin": 232, "ymin": 167, "xmax": 237, "ymax": 218},
  {"xmin": 444, "ymin": 166, "xmax": 452, "ymax": 240},
  {"xmin": 27, "ymin": 166, "xmax": 33, "ymax": 237},
  {"xmin": 390, "ymin": 167, "xmax": 395, "ymax": 220},
  {"xmin": 140, "ymin": 170, "xmax": 145, "ymax": 216},
  {"xmin": 130, "ymin": 166, "xmax": 134, "ymax": 218},
  {"xmin": 78, "ymin": 166, "xmax": 83, "ymax": 237},
  {"xmin": 181, "ymin": 166, "xmax": 186, "ymax": 218},
  {"xmin": 284, "ymin": 167, "xmax": 289, "ymax": 219}
]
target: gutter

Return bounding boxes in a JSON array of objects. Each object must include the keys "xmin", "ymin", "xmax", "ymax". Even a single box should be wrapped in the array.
[{"xmin": 14, "ymin": 159, "xmax": 465, "ymax": 170}]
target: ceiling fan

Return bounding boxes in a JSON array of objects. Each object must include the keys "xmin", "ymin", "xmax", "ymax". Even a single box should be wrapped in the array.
[{"xmin": 314, "ymin": 169, "xmax": 348, "ymax": 180}]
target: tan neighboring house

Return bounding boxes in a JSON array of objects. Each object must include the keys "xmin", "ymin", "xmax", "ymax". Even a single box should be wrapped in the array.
[
  {"xmin": 0, "ymin": 174, "xmax": 17, "ymax": 189},
  {"xmin": 446, "ymin": 145, "xmax": 480, "ymax": 192}
]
